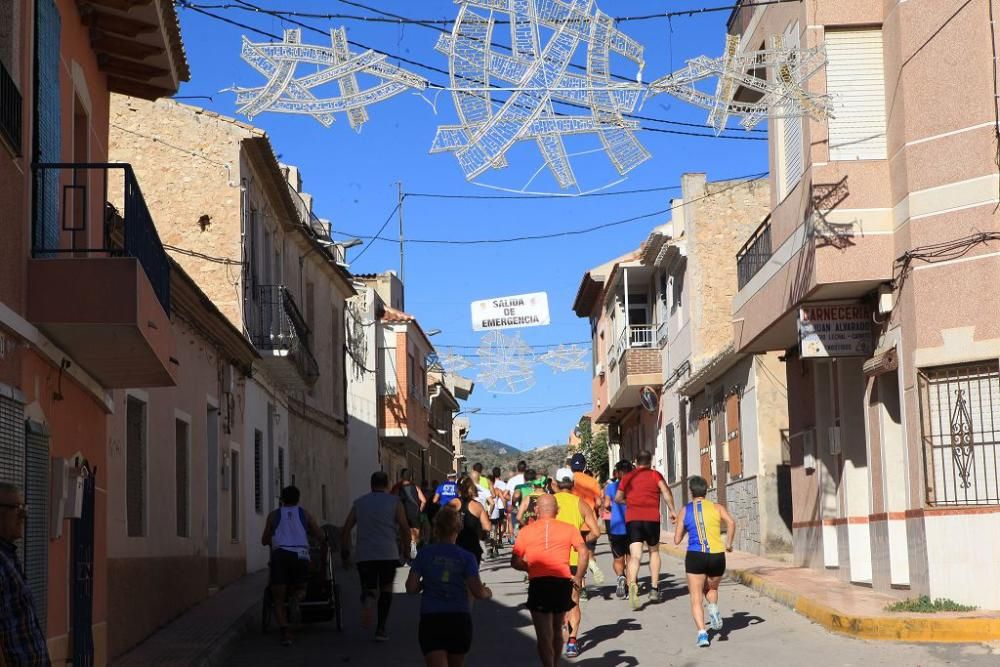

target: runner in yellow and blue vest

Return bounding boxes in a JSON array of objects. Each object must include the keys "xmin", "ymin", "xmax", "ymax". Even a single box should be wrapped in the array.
[
  {"xmin": 553, "ymin": 468, "xmax": 600, "ymax": 659},
  {"xmin": 673, "ymin": 475, "xmax": 736, "ymax": 649}
]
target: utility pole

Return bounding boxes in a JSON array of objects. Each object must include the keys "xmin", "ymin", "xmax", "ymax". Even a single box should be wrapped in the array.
[{"xmin": 397, "ymin": 181, "xmax": 405, "ymax": 310}]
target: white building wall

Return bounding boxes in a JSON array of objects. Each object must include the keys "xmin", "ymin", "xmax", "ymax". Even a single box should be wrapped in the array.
[
  {"xmin": 346, "ymin": 286, "xmax": 380, "ymax": 505},
  {"xmin": 243, "ymin": 377, "xmax": 288, "ymax": 572}
]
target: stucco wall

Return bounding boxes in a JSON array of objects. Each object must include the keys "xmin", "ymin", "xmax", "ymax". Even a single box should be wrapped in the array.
[{"xmin": 243, "ymin": 378, "xmax": 288, "ymax": 572}]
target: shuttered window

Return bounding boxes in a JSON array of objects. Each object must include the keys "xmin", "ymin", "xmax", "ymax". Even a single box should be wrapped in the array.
[
  {"xmin": 665, "ymin": 424, "xmax": 677, "ymax": 484},
  {"xmin": 126, "ymin": 396, "xmax": 147, "ymax": 537},
  {"xmin": 24, "ymin": 421, "xmax": 48, "ymax": 634},
  {"xmin": 254, "ymin": 430, "xmax": 263, "ymax": 514},
  {"xmin": 277, "ymin": 447, "xmax": 285, "ymax": 492},
  {"xmin": 379, "ymin": 347, "xmax": 397, "ymax": 395},
  {"xmin": 230, "ymin": 450, "xmax": 240, "ymax": 542},
  {"xmin": 726, "ymin": 393, "xmax": 744, "ymax": 479},
  {"xmin": 776, "ymin": 22, "xmax": 804, "ymax": 200},
  {"xmin": 175, "ymin": 420, "xmax": 189, "ymax": 538},
  {"xmin": 698, "ymin": 416, "xmax": 713, "ymax": 483},
  {"xmin": 0, "ymin": 390, "xmax": 24, "ymax": 487},
  {"xmin": 826, "ymin": 29, "xmax": 887, "ymax": 161}
]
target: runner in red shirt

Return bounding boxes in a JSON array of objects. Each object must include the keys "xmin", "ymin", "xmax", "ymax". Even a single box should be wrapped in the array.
[{"xmin": 615, "ymin": 449, "xmax": 677, "ymax": 610}]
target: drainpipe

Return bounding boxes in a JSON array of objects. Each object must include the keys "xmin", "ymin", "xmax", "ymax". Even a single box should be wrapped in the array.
[
  {"xmin": 623, "ymin": 267, "xmax": 631, "ymax": 346},
  {"xmin": 679, "ymin": 396, "xmax": 689, "ymax": 505}
]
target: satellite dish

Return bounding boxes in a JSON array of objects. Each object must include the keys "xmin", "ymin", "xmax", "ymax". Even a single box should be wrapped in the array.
[{"xmin": 640, "ymin": 386, "xmax": 658, "ymax": 413}]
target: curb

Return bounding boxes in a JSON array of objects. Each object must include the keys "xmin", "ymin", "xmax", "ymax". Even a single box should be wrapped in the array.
[
  {"xmin": 660, "ymin": 544, "xmax": 1000, "ymax": 643},
  {"xmin": 191, "ymin": 600, "xmax": 259, "ymax": 667}
]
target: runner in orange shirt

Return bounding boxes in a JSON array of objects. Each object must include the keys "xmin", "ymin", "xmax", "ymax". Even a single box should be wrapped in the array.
[{"xmin": 569, "ymin": 453, "xmax": 605, "ymax": 594}]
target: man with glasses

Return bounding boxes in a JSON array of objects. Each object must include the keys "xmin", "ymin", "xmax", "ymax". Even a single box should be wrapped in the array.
[{"xmin": 0, "ymin": 481, "xmax": 50, "ymax": 666}]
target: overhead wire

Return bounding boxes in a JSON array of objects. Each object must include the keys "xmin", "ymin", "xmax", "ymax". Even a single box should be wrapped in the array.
[{"xmin": 352, "ymin": 199, "xmax": 403, "ymax": 262}]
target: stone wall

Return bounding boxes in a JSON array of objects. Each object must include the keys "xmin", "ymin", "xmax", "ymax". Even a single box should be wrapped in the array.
[{"xmin": 726, "ymin": 476, "xmax": 762, "ymax": 554}]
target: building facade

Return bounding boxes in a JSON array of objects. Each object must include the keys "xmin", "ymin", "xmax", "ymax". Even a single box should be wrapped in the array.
[
  {"xmin": 727, "ymin": 0, "xmax": 1000, "ymax": 606},
  {"xmin": 0, "ymin": 1, "xmax": 186, "ymax": 664}
]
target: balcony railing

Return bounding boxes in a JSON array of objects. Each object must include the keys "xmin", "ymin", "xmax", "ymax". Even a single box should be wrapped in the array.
[
  {"xmin": 32, "ymin": 163, "xmax": 171, "ymax": 314},
  {"xmin": 610, "ymin": 324, "xmax": 656, "ymax": 364},
  {"xmin": 0, "ymin": 59, "xmax": 21, "ymax": 155},
  {"xmin": 248, "ymin": 284, "xmax": 320, "ymax": 384},
  {"xmin": 736, "ymin": 215, "xmax": 773, "ymax": 290}
]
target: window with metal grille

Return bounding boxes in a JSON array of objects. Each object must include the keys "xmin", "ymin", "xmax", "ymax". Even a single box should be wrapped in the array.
[
  {"xmin": 230, "ymin": 450, "xmax": 240, "ymax": 542},
  {"xmin": 278, "ymin": 447, "xmax": 285, "ymax": 493},
  {"xmin": 175, "ymin": 420, "xmax": 189, "ymax": 537},
  {"xmin": 24, "ymin": 421, "xmax": 48, "ymax": 634},
  {"xmin": 0, "ymin": 390, "xmax": 24, "ymax": 487},
  {"xmin": 126, "ymin": 396, "xmax": 147, "ymax": 537},
  {"xmin": 918, "ymin": 361, "xmax": 1000, "ymax": 506},
  {"xmin": 254, "ymin": 430, "xmax": 263, "ymax": 514}
]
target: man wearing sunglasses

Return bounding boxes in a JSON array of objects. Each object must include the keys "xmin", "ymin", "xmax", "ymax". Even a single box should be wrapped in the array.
[{"xmin": 0, "ymin": 481, "xmax": 50, "ymax": 666}]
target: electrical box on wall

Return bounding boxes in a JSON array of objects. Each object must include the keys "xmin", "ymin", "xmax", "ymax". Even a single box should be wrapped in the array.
[{"xmin": 49, "ymin": 457, "xmax": 85, "ymax": 538}]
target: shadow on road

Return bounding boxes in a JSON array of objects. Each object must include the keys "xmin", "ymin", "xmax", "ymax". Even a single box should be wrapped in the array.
[
  {"xmin": 714, "ymin": 610, "xmax": 766, "ymax": 642},
  {"xmin": 572, "ymin": 649, "xmax": 641, "ymax": 666},
  {"xmin": 578, "ymin": 618, "xmax": 642, "ymax": 653}
]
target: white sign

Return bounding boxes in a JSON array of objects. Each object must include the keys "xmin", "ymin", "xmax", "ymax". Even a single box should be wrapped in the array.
[
  {"xmin": 798, "ymin": 302, "xmax": 874, "ymax": 358},
  {"xmin": 471, "ymin": 292, "xmax": 550, "ymax": 332}
]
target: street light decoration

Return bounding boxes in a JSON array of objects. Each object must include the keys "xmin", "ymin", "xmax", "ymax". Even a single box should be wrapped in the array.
[
  {"xmin": 476, "ymin": 331, "xmax": 536, "ymax": 395},
  {"xmin": 228, "ymin": 28, "xmax": 428, "ymax": 130},
  {"xmin": 431, "ymin": 0, "xmax": 649, "ymax": 192},
  {"xmin": 538, "ymin": 345, "xmax": 589, "ymax": 373}
]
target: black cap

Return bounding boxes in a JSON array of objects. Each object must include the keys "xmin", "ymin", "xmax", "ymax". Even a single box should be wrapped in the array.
[{"xmin": 570, "ymin": 452, "xmax": 587, "ymax": 472}]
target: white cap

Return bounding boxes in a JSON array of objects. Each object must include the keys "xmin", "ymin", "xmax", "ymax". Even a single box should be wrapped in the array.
[{"xmin": 555, "ymin": 467, "xmax": 574, "ymax": 483}]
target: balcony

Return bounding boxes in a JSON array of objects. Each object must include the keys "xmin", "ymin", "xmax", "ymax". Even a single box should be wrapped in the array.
[
  {"xmin": 736, "ymin": 216, "xmax": 772, "ymax": 290},
  {"xmin": 0, "ymin": 59, "xmax": 21, "ymax": 155},
  {"xmin": 600, "ymin": 325, "xmax": 662, "ymax": 420},
  {"xmin": 247, "ymin": 285, "xmax": 319, "ymax": 389},
  {"xmin": 27, "ymin": 163, "xmax": 175, "ymax": 388}
]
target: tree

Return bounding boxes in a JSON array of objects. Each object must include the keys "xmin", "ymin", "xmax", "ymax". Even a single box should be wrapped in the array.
[{"xmin": 575, "ymin": 416, "xmax": 610, "ymax": 482}]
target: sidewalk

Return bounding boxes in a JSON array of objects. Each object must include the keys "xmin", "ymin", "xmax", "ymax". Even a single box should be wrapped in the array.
[
  {"xmin": 112, "ymin": 570, "xmax": 267, "ymax": 667},
  {"xmin": 661, "ymin": 544, "xmax": 1000, "ymax": 643}
]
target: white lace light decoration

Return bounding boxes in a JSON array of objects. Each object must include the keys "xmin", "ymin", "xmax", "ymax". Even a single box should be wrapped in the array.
[
  {"xmin": 432, "ymin": 0, "xmax": 649, "ymax": 191},
  {"xmin": 648, "ymin": 33, "xmax": 830, "ymax": 133},
  {"xmin": 538, "ymin": 345, "xmax": 589, "ymax": 373},
  {"xmin": 476, "ymin": 331, "xmax": 536, "ymax": 394},
  {"xmin": 230, "ymin": 28, "xmax": 427, "ymax": 130},
  {"xmin": 438, "ymin": 350, "xmax": 473, "ymax": 374}
]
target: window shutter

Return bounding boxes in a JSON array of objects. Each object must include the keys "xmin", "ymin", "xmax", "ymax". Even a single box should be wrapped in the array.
[
  {"xmin": 698, "ymin": 416, "xmax": 712, "ymax": 482},
  {"xmin": 24, "ymin": 421, "xmax": 49, "ymax": 633},
  {"xmin": 175, "ymin": 421, "xmax": 189, "ymax": 538},
  {"xmin": 126, "ymin": 396, "xmax": 146, "ymax": 537},
  {"xmin": 826, "ymin": 29, "xmax": 887, "ymax": 161},
  {"xmin": 726, "ymin": 394, "xmax": 743, "ymax": 479},
  {"xmin": 0, "ymin": 392, "xmax": 24, "ymax": 486},
  {"xmin": 230, "ymin": 451, "xmax": 240, "ymax": 542},
  {"xmin": 777, "ymin": 22, "xmax": 804, "ymax": 199},
  {"xmin": 254, "ymin": 430, "xmax": 263, "ymax": 514}
]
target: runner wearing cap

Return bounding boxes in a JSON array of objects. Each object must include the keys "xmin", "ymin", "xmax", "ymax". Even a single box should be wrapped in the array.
[
  {"xmin": 569, "ymin": 453, "xmax": 605, "ymax": 593},
  {"xmin": 553, "ymin": 468, "xmax": 600, "ymax": 658},
  {"xmin": 432, "ymin": 472, "xmax": 459, "ymax": 508}
]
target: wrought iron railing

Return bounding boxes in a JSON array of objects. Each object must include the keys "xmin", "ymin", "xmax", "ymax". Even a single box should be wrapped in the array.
[
  {"xmin": 0, "ymin": 59, "xmax": 21, "ymax": 155},
  {"xmin": 610, "ymin": 324, "xmax": 656, "ymax": 364},
  {"xmin": 31, "ymin": 163, "xmax": 170, "ymax": 314},
  {"xmin": 248, "ymin": 284, "xmax": 320, "ymax": 384},
  {"xmin": 736, "ymin": 215, "xmax": 773, "ymax": 290}
]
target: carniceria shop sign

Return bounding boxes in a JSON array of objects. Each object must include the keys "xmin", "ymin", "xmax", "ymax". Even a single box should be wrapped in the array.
[
  {"xmin": 798, "ymin": 302, "xmax": 874, "ymax": 358},
  {"xmin": 471, "ymin": 292, "xmax": 550, "ymax": 331}
]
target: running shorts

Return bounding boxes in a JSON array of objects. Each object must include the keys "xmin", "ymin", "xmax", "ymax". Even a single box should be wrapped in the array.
[
  {"xmin": 269, "ymin": 548, "xmax": 309, "ymax": 587},
  {"xmin": 627, "ymin": 520, "xmax": 661, "ymax": 547},
  {"xmin": 419, "ymin": 612, "xmax": 473, "ymax": 655},
  {"xmin": 526, "ymin": 577, "xmax": 575, "ymax": 614},
  {"xmin": 609, "ymin": 534, "xmax": 630, "ymax": 559},
  {"xmin": 685, "ymin": 551, "xmax": 726, "ymax": 577},
  {"xmin": 357, "ymin": 559, "xmax": 398, "ymax": 598}
]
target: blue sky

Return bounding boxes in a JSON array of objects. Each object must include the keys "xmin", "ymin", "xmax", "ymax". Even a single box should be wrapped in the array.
[{"xmin": 175, "ymin": 0, "xmax": 770, "ymax": 450}]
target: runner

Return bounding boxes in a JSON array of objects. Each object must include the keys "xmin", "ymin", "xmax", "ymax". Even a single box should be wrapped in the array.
[
  {"xmin": 489, "ymin": 467, "xmax": 508, "ymax": 558},
  {"xmin": 341, "ymin": 472, "xmax": 410, "ymax": 641},
  {"xmin": 432, "ymin": 472, "xmax": 459, "ymax": 508},
  {"xmin": 260, "ymin": 485, "xmax": 326, "ymax": 647},
  {"xmin": 511, "ymin": 495, "xmax": 589, "ymax": 667},
  {"xmin": 515, "ymin": 470, "xmax": 549, "ymax": 527},
  {"xmin": 604, "ymin": 461, "xmax": 633, "ymax": 598},
  {"xmin": 505, "ymin": 461, "xmax": 527, "ymax": 543},
  {"xmin": 471, "ymin": 462, "xmax": 492, "ymax": 495},
  {"xmin": 673, "ymin": 475, "xmax": 736, "ymax": 648},
  {"xmin": 552, "ymin": 468, "xmax": 601, "ymax": 659},
  {"xmin": 615, "ymin": 449, "xmax": 677, "ymax": 610},
  {"xmin": 396, "ymin": 468, "xmax": 426, "ymax": 560},
  {"xmin": 569, "ymin": 453, "xmax": 605, "ymax": 593},
  {"xmin": 406, "ymin": 506, "xmax": 493, "ymax": 667},
  {"xmin": 449, "ymin": 477, "xmax": 492, "ymax": 565}
]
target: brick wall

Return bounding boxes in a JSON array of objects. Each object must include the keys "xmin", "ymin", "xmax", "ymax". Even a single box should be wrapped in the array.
[{"xmin": 624, "ymin": 348, "xmax": 662, "ymax": 376}]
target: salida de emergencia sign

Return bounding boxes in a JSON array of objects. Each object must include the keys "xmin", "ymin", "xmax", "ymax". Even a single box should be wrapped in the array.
[
  {"xmin": 798, "ymin": 302, "xmax": 874, "ymax": 358},
  {"xmin": 471, "ymin": 292, "xmax": 550, "ymax": 331}
]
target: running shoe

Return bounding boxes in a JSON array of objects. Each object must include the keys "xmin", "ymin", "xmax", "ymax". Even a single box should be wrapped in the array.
[
  {"xmin": 708, "ymin": 606, "xmax": 723, "ymax": 631},
  {"xmin": 409, "ymin": 541, "xmax": 418, "ymax": 560},
  {"xmin": 615, "ymin": 576, "xmax": 627, "ymax": 599},
  {"xmin": 587, "ymin": 558, "xmax": 605, "ymax": 585},
  {"xmin": 375, "ymin": 628, "xmax": 389, "ymax": 642},
  {"xmin": 628, "ymin": 582, "xmax": 640, "ymax": 611},
  {"xmin": 565, "ymin": 639, "xmax": 579, "ymax": 658},
  {"xmin": 697, "ymin": 630, "xmax": 710, "ymax": 648},
  {"xmin": 579, "ymin": 586, "xmax": 589, "ymax": 601},
  {"xmin": 648, "ymin": 587, "xmax": 661, "ymax": 604}
]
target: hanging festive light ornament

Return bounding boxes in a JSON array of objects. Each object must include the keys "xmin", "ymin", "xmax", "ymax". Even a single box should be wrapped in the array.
[
  {"xmin": 229, "ymin": 28, "xmax": 428, "ymax": 130},
  {"xmin": 476, "ymin": 331, "xmax": 536, "ymax": 394},
  {"xmin": 538, "ymin": 345, "xmax": 589, "ymax": 373},
  {"xmin": 432, "ymin": 0, "xmax": 648, "ymax": 193},
  {"xmin": 648, "ymin": 33, "xmax": 830, "ymax": 133}
]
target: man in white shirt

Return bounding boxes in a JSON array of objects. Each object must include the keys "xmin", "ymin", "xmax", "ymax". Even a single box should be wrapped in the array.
[{"xmin": 505, "ymin": 460, "xmax": 527, "ymax": 543}]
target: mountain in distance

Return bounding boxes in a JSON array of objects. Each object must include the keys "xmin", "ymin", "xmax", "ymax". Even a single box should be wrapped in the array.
[{"xmin": 463, "ymin": 438, "xmax": 568, "ymax": 478}]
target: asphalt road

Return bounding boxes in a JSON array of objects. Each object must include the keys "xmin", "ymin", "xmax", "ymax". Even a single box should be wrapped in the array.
[{"xmin": 225, "ymin": 542, "xmax": 1000, "ymax": 666}]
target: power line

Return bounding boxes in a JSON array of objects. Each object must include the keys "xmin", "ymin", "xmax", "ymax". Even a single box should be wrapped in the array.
[
  {"xmin": 474, "ymin": 403, "xmax": 592, "ymax": 416},
  {"xmin": 338, "ymin": 171, "xmax": 767, "ymax": 245},
  {"xmin": 352, "ymin": 199, "xmax": 403, "ymax": 262}
]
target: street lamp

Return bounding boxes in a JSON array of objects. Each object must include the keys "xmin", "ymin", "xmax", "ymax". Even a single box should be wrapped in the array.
[{"xmin": 426, "ymin": 329, "xmax": 442, "ymax": 337}]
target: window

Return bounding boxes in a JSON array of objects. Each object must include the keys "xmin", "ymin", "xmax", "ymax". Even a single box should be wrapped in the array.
[
  {"xmin": 175, "ymin": 419, "xmax": 189, "ymax": 537},
  {"xmin": 126, "ymin": 396, "xmax": 147, "ymax": 537},
  {"xmin": 775, "ymin": 22, "xmax": 804, "ymax": 200},
  {"xmin": 918, "ymin": 361, "xmax": 1000, "ymax": 506},
  {"xmin": 0, "ymin": 0, "xmax": 22, "ymax": 156},
  {"xmin": 332, "ymin": 305, "xmax": 344, "ymax": 418},
  {"xmin": 277, "ymin": 447, "xmax": 285, "ymax": 492},
  {"xmin": 825, "ymin": 29, "xmax": 887, "ymax": 160},
  {"xmin": 698, "ymin": 415, "xmax": 712, "ymax": 485},
  {"xmin": 230, "ymin": 450, "xmax": 240, "ymax": 542},
  {"xmin": 665, "ymin": 423, "xmax": 677, "ymax": 484},
  {"xmin": 379, "ymin": 346, "xmax": 397, "ymax": 395},
  {"xmin": 253, "ymin": 429, "xmax": 263, "ymax": 514},
  {"xmin": 725, "ymin": 393, "xmax": 743, "ymax": 480}
]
